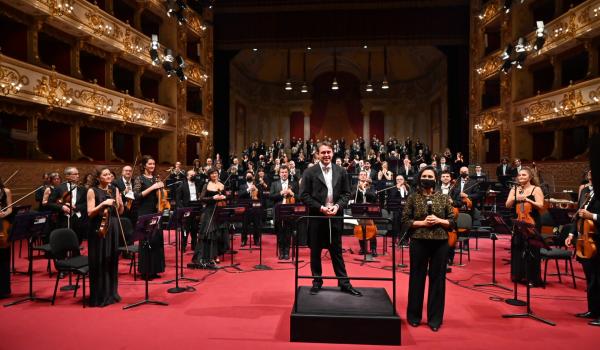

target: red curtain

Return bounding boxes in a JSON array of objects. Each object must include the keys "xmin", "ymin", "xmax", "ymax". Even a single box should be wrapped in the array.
[
  {"xmin": 369, "ymin": 110, "xmax": 384, "ymax": 139},
  {"xmin": 290, "ymin": 111, "xmax": 304, "ymax": 140},
  {"xmin": 38, "ymin": 119, "xmax": 70, "ymax": 161},
  {"xmin": 80, "ymin": 127, "xmax": 105, "ymax": 161}
]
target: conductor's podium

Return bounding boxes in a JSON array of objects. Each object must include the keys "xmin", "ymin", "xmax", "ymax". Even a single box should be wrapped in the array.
[{"xmin": 290, "ymin": 286, "xmax": 401, "ymax": 345}]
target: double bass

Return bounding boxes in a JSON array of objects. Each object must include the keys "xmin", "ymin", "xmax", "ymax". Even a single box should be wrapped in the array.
[{"xmin": 575, "ymin": 193, "xmax": 597, "ymax": 259}]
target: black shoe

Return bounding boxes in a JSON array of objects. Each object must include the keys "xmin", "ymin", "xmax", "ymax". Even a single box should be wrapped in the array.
[
  {"xmin": 309, "ymin": 286, "xmax": 321, "ymax": 295},
  {"xmin": 590, "ymin": 319, "xmax": 600, "ymax": 326},
  {"xmin": 576, "ymin": 311, "xmax": 598, "ymax": 319},
  {"xmin": 446, "ymin": 267, "xmax": 452, "ymax": 273},
  {"xmin": 408, "ymin": 321, "xmax": 419, "ymax": 327},
  {"xmin": 283, "ymin": 254, "xmax": 290, "ymax": 260},
  {"xmin": 340, "ymin": 286, "xmax": 362, "ymax": 296},
  {"xmin": 358, "ymin": 249, "xmax": 366, "ymax": 255},
  {"xmin": 429, "ymin": 325, "xmax": 440, "ymax": 332},
  {"xmin": 371, "ymin": 250, "xmax": 378, "ymax": 257}
]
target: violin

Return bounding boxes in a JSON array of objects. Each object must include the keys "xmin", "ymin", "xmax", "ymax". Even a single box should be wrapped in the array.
[
  {"xmin": 215, "ymin": 183, "xmax": 227, "ymax": 207},
  {"xmin": 98, "ymin": 187, "xmax": 114, "ymax": 238},
  {"xmin": 516, "ymin": 187, "xmax": 536, "ymax": 226},
  {"xmin": 575, "ymin": 193, "xmax": 597, "ymax": 259},
  {"xmin": 155, "ymin": 175, "xmax": 171, "ymax": 213}
]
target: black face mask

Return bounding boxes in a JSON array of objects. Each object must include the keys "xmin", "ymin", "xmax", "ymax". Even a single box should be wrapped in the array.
[
  {"xmin": 246, "ymin": 176, "xmax": 254, "ymax": 182},
  {"xmin": 421, "ymin": 179, "xmax": 436, "ymax": 189},
  {"xmin": 461, "ymin": 173, "xmax": 469, "ymax": 179}
]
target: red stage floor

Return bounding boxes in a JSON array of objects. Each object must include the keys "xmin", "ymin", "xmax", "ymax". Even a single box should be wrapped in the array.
[{"xmin": 0, "ymin": 232, "xmax": 596, "ymax": 349}]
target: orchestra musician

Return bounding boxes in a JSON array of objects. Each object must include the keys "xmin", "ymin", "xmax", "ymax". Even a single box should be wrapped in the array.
[
  {"xmin": 352, "ymin": 170, "xmax": 379, "ymax": 256},
  {"xmin": 449, "ymin": 166, "xmax": 481, "ymax": 213},
  {"xmin": 194, "ymin": 168, "xmax": 229, "ymax": 269},
  {"xmin": 565, "ymin": 171, "xmax": 600, "ymax": 326},
  {"xmin": 505, "ymin": 167, "xmax": 544, "ymax": 286},
  {"xmin": 52, "ymin": 167, "xmax": 88, "ymax": 243},
  {"xmin": 133, "ymin": 155, "xmax": 166, "ymax": 280},
  {"xmin": 167, "ymin": 161, "xmax": 186, "ymax": 183},
  {"xmin": 34, "ymin": 172, "xmax": 50, "ymax": 210},
  {"xmin": 378, "ymin": 161, "xmax": 394, "ymax": 181},
  {"xmin": 176, "ymin": 170, "xmax": 203, "ymax": 259},
  {"xmin": 389, "ymin": 174, "xmax": 411, "ymax": 244},
  {"xmin": 496, "ymin": 157, "xmax": 513, "ymax": 186},
  {"xmin": 86, "ymin": 167, "xmax": 123, "ymax": 307},
  {"xmin": 269, "ymin": 165, "xmax": 299, "ymax": 260},
  {"xmin": 471, "ymin": 165, "xmax": 488, "ymax": 183},
  {"xmin": 113, "ymin": 165, "xmax": 135, "ymax": 250},
  {"xmin": 402, "ymin": 166, "xmax": 455, "ymax": 332},
  {"xmin": 300, "ymin": 141, "xmax": 361, "ymax": 296},
  {"xmin": 238, "ymin": 171, "xmax": 263, "ymax": 246},
  {"xmin": 0, "ymin": 176, "xmax": 14, "ymax": 298}
]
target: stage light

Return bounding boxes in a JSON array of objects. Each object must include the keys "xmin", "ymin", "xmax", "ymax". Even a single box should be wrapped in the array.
[
  {"xmin": 301, "ymin": 83, "xmax": 308, "ymax": 93},
  {"xmin": 363, "ymin": 43, "xmax": 368, "ymax": 49},
  {"xmin": 252, "ymin": 48, "xmax": 258, "ymax": 52},
  {"xmin": 176, "ymin": 0, "xmax": 187, "ymax": 9},
  {"xmin": 162, "ymin": 48, "xmax": 175, "ymax": 77},
  {"xmin": 503, "ymin": 0, "xmax": 512, "ymax": 13},
  {"xmin": 381, "ymin": 79, "xmax": 389, "ymax": 90},
  {"xmin": 365, "ymin": 82, "xmax": 373, "ymax": 92},
  {"xmin": 514, "ymin": 52, "xmax": 527, "ymax": 69},
  {"xmin": 501, "ymin": 44, "xmax": 513, "ymax": 60},
  {"xmin": 307, "ymin": 45, "xmax": 312, "ymax": 51},
  {"xmin": 175, "ymin": 67, "xmax": 187, "ymax": 82},
  {"xmin": 515, "ymin": 37, "xmax": 527, "ymax": 52},
  {"xmin": 534, "ymin": 21, "xmax": 545, "ymax": 51},
  {"xmin": 331, "ymin": 77, "xmax": 339, "ymax": 90},
  {"xmin": 176, "ymin": 55, "xmax": 185, "ymax": 68},
  {"xmin": 501, "ymin": 60, "xmax": 512, "ymax": 74},
  {"xmin": 149, "ymin": 34, "xmax": 160, "ymax": 65},
  {"xmin": 176, "ymin": 9, "xmax": 187, "ymax": 25},
  {"xmin": 166, "ymin": 0, "xmax": 176, "ymax": 17},
  {"xmin": 285, "ymin": 80, "xmax": 292, "ymax": 91}
]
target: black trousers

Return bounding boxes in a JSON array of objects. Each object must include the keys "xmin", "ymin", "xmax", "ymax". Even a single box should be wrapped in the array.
[
  {"xmin": 407, "ymin": 238, "xmax": 448, "ymax": 328},
  {"xmin": 276, "ymin": 220, "xmax": 292, "ymax": 255},
  {"xmin": 242, "ymin": 208, "xmax": 262, "ymax": 243},
  {"xmin": 182, "ymin": 210, "xmax": 201, "ymax": 252},
  {"xmin": 581, "ymin": 256, "xmax": 600, "ymax": 315},
  {"xmin": 310, "ymin": 238, "xmax": 351, "ymax": 288},
  {"xmin": 358, "ymin": 238, "xmax": 377, "ymax": 252},
  {"xmin": 0, "ymin": 247, "xmax": 10, "ymax": 297}
]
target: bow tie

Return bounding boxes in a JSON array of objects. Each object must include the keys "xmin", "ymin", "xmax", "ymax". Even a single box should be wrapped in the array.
[{"xmin": 322, "ymin": 166, "xmax": 330, "ymax": 173}]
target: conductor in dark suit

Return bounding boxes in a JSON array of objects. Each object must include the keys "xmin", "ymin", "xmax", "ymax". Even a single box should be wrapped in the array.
[
  {"xmin": 270, "ymin": 165, "xmax": 299, "ymax": 259},
  {"xmin": 300, "ymin": 141, "xmax": 361, "ymax": 296},
  {"xmin": 176, "ymin": 169, "xmax": 202, "ymax": 257}
]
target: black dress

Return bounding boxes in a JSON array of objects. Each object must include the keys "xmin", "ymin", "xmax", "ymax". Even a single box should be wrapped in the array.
[
  {"xmin": 88, "ymin": 187, "xmax": 120, "ymax": 307},
  {"xmin": 194, "ymin": 185, "xmax": 229, "ymax": 263},
  {"xmin": 510, "ymin": 186, "xmax": 542, "ymax": 284},
  {"xmin": 133, "ymin": 175, "xmax": 165, "ymax": 277},
  {"xmin": 0, "ymin": 189, "xmax": 11, "ymax": 297}
]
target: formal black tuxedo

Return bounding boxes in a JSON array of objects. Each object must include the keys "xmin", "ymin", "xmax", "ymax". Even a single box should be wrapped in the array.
[
  {"xmin": 400, "ymin": 165, "xmax": 415, "ymax": 178},
  {"xmin": 351, "ymin": 185, "xmax": 377, "ymax": 204},
  {"xmin": 175, "ymin": 181, "xmax": 203, "ymax": 253},
  {"xmin": 449, "ymin": 177, "xmax": 481, "ymax": 209},
  {"xmin": 113, "ymin": 177, "xmax": 136, "ymax": 246},
  {"xmin": 237, "ymin": 182, "xmax": 262, "ymax": 244},
  {"xmin": 288, "ymin": 168, "xmax": 302, "ymax": 183},
  {"xmin": 50, "ymin": 182, "xmax": 88, "ymax": 242},
  {"xmin": 299, "ymin": 162, "xmax": 351, "ymax": 288},
  {"xmin": 496, "ymin": 164, "xmax": 513, "ymax": 177},
  {"xmin": 269, "ymin": 179, "xmax": 300, "ymax": 257}
]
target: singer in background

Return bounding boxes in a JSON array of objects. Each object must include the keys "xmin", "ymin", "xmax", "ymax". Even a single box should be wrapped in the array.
[{"xmin": 402, "ymin": 166, "xmax": 455, "ymax": 332}]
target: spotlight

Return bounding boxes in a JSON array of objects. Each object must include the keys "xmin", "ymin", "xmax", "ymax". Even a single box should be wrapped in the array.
[
  {"xmin": 514, "ymin": 52, "xmax": 527, "ymax": 69},
  {"xmin": 307, "ymin": 45, "xmax": 312, "ymax": 51},
  {"xmin": 252, "ymin": 48, "xmax": 258, "ymax": 52},
  {"xmin": 149, "ymin": 34, "xmax": 160, "ymax": 65},
  {"xmin": 176, "ymin": 0, "xmax": 187, "ymax": 9},
  {"xmin": 285, "ymin": 80, "xmax": 292, "ymax": 91},
  {"xmin": 301, "ymin": 83, "xmax": 308, "ymax": 93},
  {"xmin": 534, "ymin": 21, "xmax": 545, "ymax": 51},
  {"xmin": 501, "ymin": 59, "xmax": 512, "ymax": 74},
  {"xmin": 515, "ymin": 37, "xmax": 527, "ymax": 52},
  {"xmin": 176, "ymin": 55, "xmax": 185, "ymax": 68},
  {"xmin": 503, "ymin": 0, "xmax": 512, "ymax": 13},
  {"xmin": 363, "ymin": 44, "xmax": 368, "ymax": 49},
  {"xmin": 175, "ymin": 67, "xmax": 187, "ymax": 82},
  {"xmin": 331, "ymin": 77, "xmax": 339, "ymax": 90},
  {"xmin": 365, "ymin": 82, "xmax": 373, "ymax": 92},
  {"xmin": 381, "ymin": 79, "xmax": 389, "ymax": 90},
  {"xmin": 166, "ymin": 0, "xmax": 176, "ymax": 17},
  {"xmin": 162, "ymin": 48, "xmax": 175, "ymax": 76},
  {"xmin": 176, "ymin": 9, "xmax": 187, "ymax": 25},
  {"xmin": 501, "ymin": 44, "xmax": 513, "ymax": 60}
]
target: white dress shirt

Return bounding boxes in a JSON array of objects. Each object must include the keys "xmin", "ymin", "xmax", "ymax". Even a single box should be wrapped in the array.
[
  {"xmin": 320, "ymin": 162, "xmax": 334, "ymax": 206},
  {"xmin": 188, "ymin": 181, "xmax": 197, "ymax": 201}
]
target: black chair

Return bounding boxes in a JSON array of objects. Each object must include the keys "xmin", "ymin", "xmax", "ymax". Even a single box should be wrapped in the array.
[
  {"xmin": 49, "ymin": 228, "xmax": 89, "ymax": 307},
  {"xmin": 116, "ymin": 218, "xmax": 138, "ymax": 280},
  {"xmin": 540, "ymin": 247, "xmax": 576, "ymax": 289},
  {"xmin": 456, "ymin": 213, "xmax": 472, "ymax": 266}
]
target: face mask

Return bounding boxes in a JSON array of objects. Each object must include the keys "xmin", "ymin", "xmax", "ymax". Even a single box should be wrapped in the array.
[
  {"xmin": 461, "ymin": 173, "xmax": 469, "ymax": 179},
  {"xmin": 421, "ymin": 179, "xmax": 436, "ymax": 189},
  {"xmin": 246, "ymin": 176, "xmax": 253, "ymax": 182}
]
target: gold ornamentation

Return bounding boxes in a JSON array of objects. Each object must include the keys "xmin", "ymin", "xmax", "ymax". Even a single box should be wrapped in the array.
[
  {"xmin": 0, "ymin": 64, "xmax": 28, "ymax": 96},
  {"xmin": 475, "ymin": 55, "xmax": 502, "ymax": 78},
  {"xmin": 188, "ymin": 118, "xmax": 204, "ymax": 135},
  {"xmin": 548, "ymin": 13, "xmax": 577, "ymax": 46},
  {"xmin": 116, "ymin": 98, "xmax": 138, "ymax": 122},
  {"xmin": 34, "ymin": 71, "xmax": 73, "ymax": 108},
  {"xmin": 74, "ymin": 88, "xmax": 113, "ymax": 114},
  {"xmin": 187, "ymin": 12, "xmax": 207, "ymax": 34},
  {"xmin": 558, "ymin": 89, "xmax": 585, "ymax": 115},
  {"xmin": 123, "ymin": 29, "xmax": 144, "ymax": 55},
  {"xmin": 524, "ymin": 99, "xmax": 556, "ymax": 119},
  {"xmin": 40, "ymin": 0, "xmax": 74, "ymax": 17},
  {"xmin": 85, "ymin": 11, "xmax": 122, "ymax": 40},
  {"xmin": 482, "ymin": 112, "xmax": 497, "ymax": 129},
  {"xmin": 138, "ymin": 106, "xmax": 168, "ymax": 126},
  {"xmin": 478, "ymin": 0, "xmax": 500, "ymax": 24}
]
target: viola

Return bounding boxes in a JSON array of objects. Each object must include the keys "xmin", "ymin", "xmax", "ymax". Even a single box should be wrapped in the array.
[
  {"xmin": 0, "ymin": 218, "xmax": 10, "ymax": 249},
  {"xmin": 155, "ymin": 175, "xmax": 171, "ymax": 213},
  {"xmin": 575, "ymin": 193, "xmax": 597, "ymax": 260}
]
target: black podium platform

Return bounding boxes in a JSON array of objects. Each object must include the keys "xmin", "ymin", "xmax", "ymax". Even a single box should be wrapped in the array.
[{"xmin": 290, "ymin": 286, "xmax": 401, "ymax": 345}]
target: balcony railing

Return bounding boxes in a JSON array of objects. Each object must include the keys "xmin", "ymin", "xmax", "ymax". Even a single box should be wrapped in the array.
[
  {"xmin": 473, "ymin": 106, "xmax": 503, "ymax": 132},
  {"xmin": 0, "ymin": 53, "xmax": 175, "ymax": 130}
]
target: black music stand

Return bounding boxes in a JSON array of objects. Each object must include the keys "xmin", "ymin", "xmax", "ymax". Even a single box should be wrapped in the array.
[
  {"xmin": 164, "ymin": 207, "xmax": 197, "ymax": 293},
  {"xmin": 350, "ymin": 204, "xmax": 382, "ymax": 265},
  {"xmin": 4, "ymin": 212, "xmax": 52, "ymax": 307},
  {"xmin": 123, "ymin": 214, "xmax": 168, "ymax": 310},
  {"xmin": 275, "ymin": 204, "xmax": 308, "ymax": 264},
  {"xmin": 10, "ymin": 205, "xmax": 31, "ymax": 275},
  {"xmin": 502, "ymin": 221, "xmax": 555, "ymax": 326},
  {"xmin": 216, "ymin": 206, "xmax": 245, "ymax": 271},
  {"xmin": 179, "ymin": 207, "xmax": 202, "ymax": 279},
  {"xmin": 237, "ymin": 198, "xmax": 260, "ymax": 252},
  {"xmin": 237, "ymin": 198, "xmax": 268, "ymax": 270},
  {"xmin": 384, "ymin": 201, "xmax": 407, "ymax": 269},
  {"xmin": 474, "ymin": 231, "xmax": 511, "ymax": 291}
]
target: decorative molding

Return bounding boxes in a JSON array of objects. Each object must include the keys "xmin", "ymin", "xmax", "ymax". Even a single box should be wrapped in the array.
[
  {"xmin": 477, "ymin": 0, "xmax": 500, "ymax": 26},
  {"xmin": 0, "ymin": 64, "xmax": 28, "ymax": 96},
  {"xmin": 74, "ymin": 87, "xmax": 113, "ymax": 114},
  {"xmin": 33, "ymin": 70, "xmax": 74, "ymax": 107}
]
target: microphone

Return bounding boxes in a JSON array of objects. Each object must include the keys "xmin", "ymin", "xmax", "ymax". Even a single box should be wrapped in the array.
[{"xmin": 427, "ymin": 199, "xmax": 433, "ymax": 215}]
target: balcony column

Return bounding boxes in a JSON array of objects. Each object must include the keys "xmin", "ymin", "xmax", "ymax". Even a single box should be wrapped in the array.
[
  {"xmin": 27, "ymin": 18, "xmax": 45, "ymax": 65},
  {"xmin": 105, "ymin": 129, "xmax": 123, "ymax": 163},
  {"xmin": 585, "ymin": 40, "xmax": 599, "ymax": 78},
  {"xmin": 548, "ymin": 129, "xmax": 564, "ymax": 160},
  {"xmin": 71, "ymin": 39, "xmax": 84, "ymax": 80},
  {"xmin": 133, "ymin": 3, "xmax": 145, "ymax": 33},
  {"xmin": 105, "ymin": 53, "xmax": 117, "ymax": 90},
  {"xmin": 134, "ymin": 66, "xmax": 144, "ymax": 99},
  {"xmin": 551, "ymin": 56, "xmax": 562, "ymax": 89}
]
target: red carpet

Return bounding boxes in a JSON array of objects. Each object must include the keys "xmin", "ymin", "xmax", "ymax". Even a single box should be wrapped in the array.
[{"xmin": 0, "ymin": 232, "xmax": 596, "ymax": 350}]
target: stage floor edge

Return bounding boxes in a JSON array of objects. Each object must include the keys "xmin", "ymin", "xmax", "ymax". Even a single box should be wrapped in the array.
[{"xmin": 290, "ymin": 286, "xmax": 401, "ymax": 345}]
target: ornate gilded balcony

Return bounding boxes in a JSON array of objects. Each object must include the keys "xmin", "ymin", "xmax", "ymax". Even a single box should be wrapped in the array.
[
  {"xmin": 513, "ymin": 77, "xmax": 600, "ymax": 125},
  {"xmin": 476, "ymin": 0, "xmax": 502, "ymax": 27},
  {"xmin": 0, "ymin": 53, "xmax": 175, "ymax": 130},
  {"xmin": 473, "ymin": 107, "xmax": 503, "ymax": 132},
  {"xmin": 186, "ymin": 112, "xmax": 210, "ymax": 137},
  {"xmin": 475, "ymin": 49, "xmax": 503, "ymax": 80}
]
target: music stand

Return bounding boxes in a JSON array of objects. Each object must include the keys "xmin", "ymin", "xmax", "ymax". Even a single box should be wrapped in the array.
[
  {"xmin": 164, "ymin": 207, "xmax": 197, "ymax": 293},
  {"xmin": 4, "ymin": 212, "xmax": 52, "ymax": 307},
  {"xmin": 502, "ymin": 221, "xmax": 555, "ymax": 326},
  {"xmin": 474, "ymin": 231, "xmax": 511, "ymax": 291},
  {"xmin": 216, "ymin": 206, "xmax": 245, "ymax": 271},
  {"xmin": 384, "ymin": 201, "xmax": 407, "ymax": 269},
  {"xmin": 123, "ymin": 214, "xmax": 168, "ymax": 310},
  {"xmin": 237, "ymin": 198, "xmax": 260, "ymax": 252},
  {"xmin": 350, "ymin": 204, "xmax": 382, "ymax": 265},
  {"xmin": 10, "ymin": 205, "xmax": 31, "ymax": 275},
  {"xmin": 237, "ymin": 198, "xmax": 268, "ymax": 269},
  {"xmin": 275, "ymin": 204, "xmax": 308, "ymax": 264}
]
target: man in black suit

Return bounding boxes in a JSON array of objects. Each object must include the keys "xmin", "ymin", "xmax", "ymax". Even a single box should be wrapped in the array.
[
  {"xmin": 113, "ymin": 165, "xmax": 136, "ymax": 249},
  {"xmin": 400, "ymin": 157, "xmax": 415, "ymax": 184},
  {"xmin": 470, "ymin": 165, "xmax": 488, "ymax": 183},
  {"xmin": 238, "ymin": 171, "xmax": 262, "ymax": 246},
  {"xmin": 176, "ymin": 169, "xmax": 203, "ymax": 257},
  {"xmin": 566, "ymin": 175, "xmax": 600, "ymax": 326},
  {"xmin": 496, "ymin": 157, "xmax": 512, "ymax": 186},
  {"xmin": 51, "ymin": 167, "xmax": 88, "ymax": 243},
  {"xmin": 270, "ymin": 165, "xmax": 299, "ymax": 259},
  {"xmin": 300, "ymin": 141, "xmax": 361, "ymax": 296}
]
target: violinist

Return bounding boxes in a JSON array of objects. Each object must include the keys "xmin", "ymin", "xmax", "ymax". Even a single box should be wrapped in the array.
[
  {"xmin": 565, "ymin": 170, "xmax": 600, "ymax": 326},
  {"xmin": 505, "ymin": 167, "xmax": 544, "ymax": 286},
  {"xmin": 194, "ymin": 168, "xmax": 228, "ymax": 269},
  {"xmin": 269, "ymin": 165, "xmax": 299, "ymax": 260},
  {"xmin": 238, "ymin": 171, "xmax": 262, "ymax": 246},
  {"xmin": 54, "ymin": 167, "xmax": 88, "ymax": 243},
  {"xmin": 352, "ymin": 170, "xmax": 378, "ymax": 256},
  {"xmin": 132, "ymin": 155, "xmax": 166, "ymax": 280},
  {"xmin": 389, "ymin": 175, "xmax": 411, "ymax": 245},
  {"xmin": 176, "ymin": 170, "xmax": 202, "ymax": 258},
  {"xmin": 0, "ymin": 176, "xmax": 14, "ymax": 298},
  {"xmin": 34, "ymin": 172, "xmax": 50, "ymax": 210},
  {"xmin": 449, "ymin": 166, "xmax": 481, "ymax": 212},
  {"xmin": 86, "ymin": 168, "xmax": 123, "ymax": 307},
  {"xmin": 402, "ymin": 166, "xmax": 455, "ymax": 332}
]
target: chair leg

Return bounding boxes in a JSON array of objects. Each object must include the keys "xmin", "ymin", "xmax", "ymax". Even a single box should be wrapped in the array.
[
  {"xmin": 458, "ymin": 241, "xmax": 463, "ymax": 266},
  {"xmin": 82, "ymin": 275, "xmax": 86, "ymax": 308},
  {"xmin": 555, "ymin": 259, "xmax": 562, "ymax": 283},
  {"xmin": 569, "ymin": 259, "xmax": 577, "ymax": 289},
  {"xmin": 543, "ymin": 259, "xmax": 548, "ymax": 288},
  {"xmin": 467, "ymin": 240, "xmax": 471, "ymax": 262},
  {"xmin": 74, "ymin": 274, "xmax": 81, "ymax": 297},
  {"xmin": 52, "ymin": 273, "xmax": 60, "ymax": 305}
]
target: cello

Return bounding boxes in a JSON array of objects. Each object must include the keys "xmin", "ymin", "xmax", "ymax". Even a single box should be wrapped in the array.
[
  {"xmin": 575, "ymin": 193, "xmax": 597, "ymax": 260},
  {"xmin": 353, "ymin": 179, "xmax": 377, "ymax": 241}
]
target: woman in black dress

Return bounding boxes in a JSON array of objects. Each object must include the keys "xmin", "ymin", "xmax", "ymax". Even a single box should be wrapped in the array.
[
  {"xmin": 402, "ymin": 166, "xmax": 455, "ymax": 332},
  {"xmin": 194, "ymin": 168, "xmax": 228, "ymax": 269},
  {"xmin": 505, "ymin": 167, "xmax": 544, "ymax": 286},
  {"xmin": 86, "ymin": 167, "xmax": 123, "ymax": 307},
  {"xmin": 133, "ymin": 155, "xmax": 166, "ymax": 279},
  {"xmin": 0, "ymin": 177, "xmax": 14, "ymax": 298}
]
